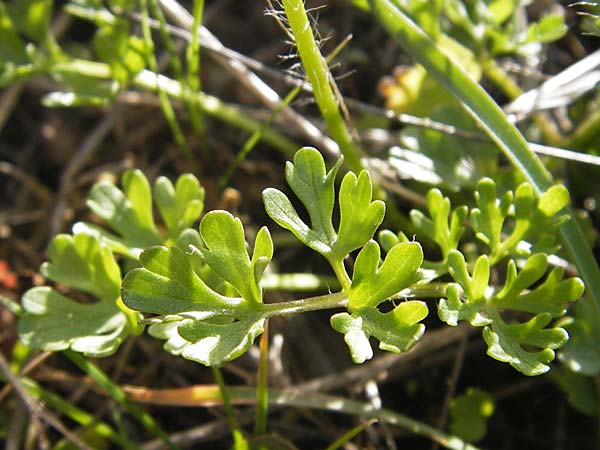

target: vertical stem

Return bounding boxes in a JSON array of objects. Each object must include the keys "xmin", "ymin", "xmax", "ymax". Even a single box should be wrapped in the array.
[
  {"xmin": 330, "ymin": 258, "xmax": 352, "ymax": 292},
  {"xmin": 211, "ymin": 367, "xmax": 249, "ymax": 449},
  {"xmin": 185, "ymin": 0, "xmax": 206, "ymax": 138},
  {"xmin": 254, "ymin": 321, "xmax": 269, "ymax": 438},
  {"xmin": 140, "ymin": 0, "xmax": 199, "ymax": 173},
  {"xmin": 282, "ymin": 0, "xmax": 363, "ymax": 173}
]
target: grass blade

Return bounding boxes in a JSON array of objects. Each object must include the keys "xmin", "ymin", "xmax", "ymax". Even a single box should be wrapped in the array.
[
  {"xmin": 124, "ymin": 384, "xmax": 482, "ymax": 450},
  {"xmin": 64, "ymin": 350, "xmax": 179, "ymax": 450},
  {"xmin": 211, "ymin": 366, "xmax": 249, "ymax": 449}
]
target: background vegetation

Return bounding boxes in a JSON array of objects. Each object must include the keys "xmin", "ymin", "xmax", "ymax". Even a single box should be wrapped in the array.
[{"xmin": 1, "ymin": 0, "xmax": 600, "ymax": 449}]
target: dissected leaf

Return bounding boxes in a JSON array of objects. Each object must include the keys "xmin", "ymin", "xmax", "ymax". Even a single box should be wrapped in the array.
[
  {"xmin": 333, "ymin": 170, "xmax": 386, "ymax": 258},
  {"xmin": 439, "ymin": 250, "xmax": 583, "ymax": 375},
  {"xmin": 122, "ymin": 211, "xmax": 271, "ymax": 366},
  {"xmin": 75, "ymin": 170, "xmax": 204, "ymax": 258},
  {"xmin": 409, "ymin": 188, "xmax": 467, "ymax": 272},
  {"xmin": 331, "ymin": 241, "xmax": 427, "ymax": 363},
  {"xmin": 471, "ymin": 178, "xmax": 570, "ymax": 262},
  {"xmin": 263, "ymin": 147, "xmax": 384, "ymax": 284},
  {"xmin": 524, "ymin": 15, "xmax": 568, "ymax": 44},
  {"xmin": 263, "ymin": 147, "xmax": 341, "ymax": 255},
  {"xmin": 471, "ymin": 178, "xmax": 512, "ymax": 254},
  {"xmin": 18, "ymin": 234, "xmax": 132, "ymax": 357},
  {"xmin": 177, "ymin": 316, "xmax": 265, "ymax": 366},
  {"xmin": 154, "ymin": 174, "xmax": 205, "ymax": 239}
]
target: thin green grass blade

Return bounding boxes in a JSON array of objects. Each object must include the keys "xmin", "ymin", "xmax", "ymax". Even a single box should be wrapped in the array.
[
  {"xmin": 140, "ymin": 0, "xmax": 199, "ymax": 173},
  {"xmin": 184, "ymin": 0, "xmax": 205, "ymax": 136},
  {"xmin": 211, "ymin": 366, "xmax": 249, "ymax": 450},
  {"xmin": 367, "ymin": 0, "xmax": 600, "ymax": 322},
  {"xmin": 51, "ymin": 60, "xmax": 298, "ymax": 154},
  {"xmin": 64, "ymin": 350, "xmax": 179, "ymax": 450},
  {"xmin": 21, "ymin": 377, "xmax": 137, "ymax": 449},
  {"xmin": 148, "ymin": 0, "xmax": 205, "ymax": 140},
  {"xmin": 323, "ymin": 418, "xmax": 377, "ymax": 450},
  {"xmin": 219, "ymin": 85, "xmax": 302, "ymax": 189}
]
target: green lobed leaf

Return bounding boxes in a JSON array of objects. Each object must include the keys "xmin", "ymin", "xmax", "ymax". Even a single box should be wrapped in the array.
[
  {"xmin": 85, "ymin": 170, "xmax": 160, "ymax": 252},
  {"xmin": 19, "ymin": 287, "xmax": 128, "ymax": 357},
  {"xmin": 41, "ymin": 233, "xmax": 121, "ymax": 301},
  {"xmin": 331, "ymin": 241, "xmax": 427, "ymax": 363},
  {"xmin": 331, "ymin": 302, "xmax": 427, "ymax": 364},
  {"xmin": 524, "ymin": 15, "xmax": 568, "ymax": 44},
  {"xmin": 195, "ymin": 211, "xmax": 271, "ymax": 306},
  {"xmin": 76, "ymin": 170, "xmax": 204, "ymax": 258},
  {"xmin": 470, "ymin": 178, "xmax": 511, "ymax": 254},
  {"xmin": 333, "ymin": 170, "xmax": 386, "ymax": 258},
  {"xmin": 409, "ymin": 188, "xmax": 467, "ymax": 268},
  {"xmin": 154, "ymin": 174, "xmax": 205, "ymax": 239},
  {"xmin": 263, "ymin": 147, "xmax": 341, "ymax": 255},
  {"xmin": 349, "ymin": 241, "xmax": 423, "ymax": 310},
  {"xmin": 263, "ymin": 147, "xmax": 384, "ymax": 287},
  {"xmin": 177, "ymin": 317, "xmax": 265, "ymax": 367},
  {"xmin": 483, "ymin": 313, "xmax": 567, "ymax": 376},
  {"xmin": 471, "ymin": 178, "xmax": 570, "ymax": 262},
  {"xmin": 18, "ymin": 234, "xmax": 131, "ymax": 357},
  {"xmin": 439, "ymin": 249, "xmax": 583, "ymax": 375},
  {"xmin": 366, "ymin": 0, "xmax": 600, "ymax": 341},
  {"xmin": 121, "ymin": 211, "xmax": 271, "ymax": 366}
]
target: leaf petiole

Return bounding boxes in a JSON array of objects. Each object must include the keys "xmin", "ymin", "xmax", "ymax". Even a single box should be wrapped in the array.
[{"xmin": 260, "ymin": 291, "xmax": 348, "ymax": 319}]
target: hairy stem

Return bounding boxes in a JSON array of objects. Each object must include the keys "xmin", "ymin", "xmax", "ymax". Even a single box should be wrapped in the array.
[
  {"xmin": 282, "ymin": 0, "xmax": 363, "ymax": 173},
  {"xmin": 261, "ymin": 291, "xmax": 348, "ymax": 318}
]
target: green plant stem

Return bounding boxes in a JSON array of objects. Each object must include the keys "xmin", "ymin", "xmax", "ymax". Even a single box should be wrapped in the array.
[
  {"xmin": 20, "ymin": 377, "xmax": 137, "ymax": 449},
  {"xmin": 267, "ymin": 389, "xmax": 481, "ymax": 450},
  {"xmin": 261, "ymin": 291, "xmax": 348, "ymax": 318},
  {"xmin": 324, "ymin": 419, "xmax": 377, "ymax": 450},
  {"xmin": 330, "ymin": 259, "xmax": 352, "ymax": 292},
  {"xmin": 184, "ymin": 0, "xmax": 205, "ymax": 138},
  {"xmin": 64, "ymin": 350, "xmax": 179, "ymax": 450},
  {"xmin": 254, "ymin": 321, "xmax": 269, "ymax": 438},
  {"xmin": 140, "ymin": 0, "xmax": 199, "ymax": 174},
  {"xmin": 367, "ymin": 0, "xmax": 600, "ymax": 327},
  {"xmin": 260, "ymin": 272, "xmax": 341, "ymax": 292},
  {"xmin": 282, "ymin": 0, "xmax": 363, "ymax": 173},
  {"xmin": 147, "ymin": 0, "xmax": 205, "ymax": 140},
  {"xmin": 135, "ymin": 386, "xmax": 481, "ymax": 450},
  {"xmin": 219, "ymin": 85, "xmax": 303, "ymax": 189},
  {"xmin": 567, "ymin": 106, "xmax": 600, "ymax": 151},
  {"xmin": 51, "ymin": 60, "xmax": 297, "ymax": 154},
  {"xmin": 147, "ymin": 0, "xmax": 184, "ymax": 79},
  {"xmin": 0, "ymin": 294, "xmax": 22, "ymax": 315},
  {"xmin": 211, "ymin": 367, "xmax": 248, "ymax": 449}
]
